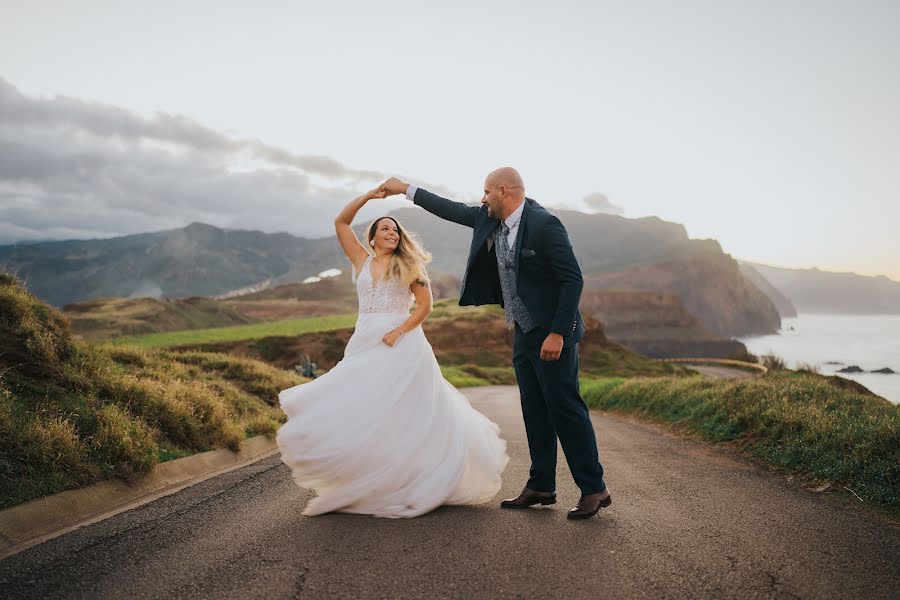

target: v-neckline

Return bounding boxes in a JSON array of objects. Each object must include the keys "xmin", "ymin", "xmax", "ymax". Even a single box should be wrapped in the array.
[{"xmin": 367, "ymin": 255, "xmax": 385, "ymax": 287}]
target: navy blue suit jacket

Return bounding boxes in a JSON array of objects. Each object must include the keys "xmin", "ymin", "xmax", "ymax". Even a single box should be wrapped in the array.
[{"xmin": 413, "ymin": 188, "xmax": 585, "ymax": 343}]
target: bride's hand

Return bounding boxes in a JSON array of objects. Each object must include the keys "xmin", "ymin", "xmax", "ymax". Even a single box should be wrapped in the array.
[
  {"xmin": 366, "ymin": 186, "xmax": 388, "ymax": 200},
  {"xmin": 382, "ymin": 328, "xmax": 404, "ymax": 347}
]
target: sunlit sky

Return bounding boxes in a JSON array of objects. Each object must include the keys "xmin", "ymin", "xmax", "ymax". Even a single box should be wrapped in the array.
[{"xmin": 1, "ymin": 0, "xmax": 898, "ymax": 279}]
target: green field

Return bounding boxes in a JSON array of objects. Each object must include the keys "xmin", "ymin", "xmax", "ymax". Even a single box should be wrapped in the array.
[{"xmin": 107, "ymin": 313, "xmax": 359, "ymax": 348}]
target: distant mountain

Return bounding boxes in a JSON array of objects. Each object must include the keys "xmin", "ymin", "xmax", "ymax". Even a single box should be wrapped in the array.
[
  {"xmin": 738, "ymin": 263, "xmax": 797, "ymax": 318},
  {"xmin": 741, "ymin": 262, "xmax": 900, "ymax": 315},
  {"xmin": 0, "ymin": 207, "xmax": 782, "ymax": 337},
  {"xmin": 0, "ymin": 222, "xmax": 331, "ymax": 307}
]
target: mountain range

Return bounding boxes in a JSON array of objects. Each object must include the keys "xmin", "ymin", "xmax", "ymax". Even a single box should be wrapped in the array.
[
  {"xmin": 0, "ymin": 208, "xmax": 780, "ymax": 338},
  {"xmin": 2, "ymin": 206, "xmax": 896, "ymax": 340}
]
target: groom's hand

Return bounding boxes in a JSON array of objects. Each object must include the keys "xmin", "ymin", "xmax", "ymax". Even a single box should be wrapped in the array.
[
  {"xmin": 379, "ymin": 177, "xmax": 410, "ymax": 197},
  {"xmin": 540, "ymin": 333, "xmax": 564, "ymax": 361}
]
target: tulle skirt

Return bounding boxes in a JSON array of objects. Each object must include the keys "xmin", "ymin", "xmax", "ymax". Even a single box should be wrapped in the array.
[{"xmin": 275, "ymin": 311, "xmax": 509, "ymax": 518}]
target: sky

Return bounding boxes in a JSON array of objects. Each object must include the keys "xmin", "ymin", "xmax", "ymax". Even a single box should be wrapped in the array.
[{"xmin": 0, "ymin": 0, "xmax": 898, "ymax": 280}]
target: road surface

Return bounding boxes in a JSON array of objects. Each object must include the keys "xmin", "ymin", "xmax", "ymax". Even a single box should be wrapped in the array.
[{"xmin": 1, "ymin": 386, "xmax": 897, "ymax": 599}]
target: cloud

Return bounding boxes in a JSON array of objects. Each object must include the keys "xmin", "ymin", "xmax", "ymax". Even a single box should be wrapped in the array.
[
  {"xmin": 0, "ymin": 77, "xmax": 432, "ymax": 244},
  {"xmin": 581, "ymin": 192, "xmax": 624, "ymax": 216}
]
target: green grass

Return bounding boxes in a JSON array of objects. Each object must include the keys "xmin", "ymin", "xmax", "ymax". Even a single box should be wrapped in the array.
[
  {"xmin": 107, "ymin": 313, "xmax": 358, "ymax": 348},
  {"xmin": 429, "ymin": 298, "xmax": 505, "ymax": 320},
  {"xmin": 0, "ymin": 342, "xmax": 305, "ymax": 509},
  {"xmin": 441, "ymin": 364, "xmax": 517, "ymax": 387},
  {"xmin": 1, "ymin": 272, "xmax": 306, "ymax": 509},
  {"xmin": 580, "ymin": 371, "xmax": 900, "ymax": 510},
  {"xmin": 582, "ymin": 346, "xmax": 693, "ymax": 378}
]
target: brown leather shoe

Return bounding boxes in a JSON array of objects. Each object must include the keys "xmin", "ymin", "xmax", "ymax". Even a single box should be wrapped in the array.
[
  {"xmin": 567, "ymin": 489, "xmax": 612, "ymax": 519},
  {"xmin": 500, "ymin": 487, "xmax": 557, "ymax": 509}
]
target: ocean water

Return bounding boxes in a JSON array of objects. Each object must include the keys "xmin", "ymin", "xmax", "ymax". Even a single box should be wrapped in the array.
[{"xmin": 737, "ymin": 314, "xmax": 900, "ymax": 405}]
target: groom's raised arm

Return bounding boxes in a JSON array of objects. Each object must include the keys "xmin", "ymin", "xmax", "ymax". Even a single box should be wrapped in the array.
[
  {"xmin": 380, "ymin": 178, "xmax": 481, "ymax": 229},
  {"xmin": 406, "ymin": 186, "xmax": 480, "ymax": 229}
]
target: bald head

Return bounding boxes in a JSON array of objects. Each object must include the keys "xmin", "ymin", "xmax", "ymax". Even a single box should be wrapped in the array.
[{"xmin": 486, "ymin": 167, "xmax": 525, "ymax": 193}]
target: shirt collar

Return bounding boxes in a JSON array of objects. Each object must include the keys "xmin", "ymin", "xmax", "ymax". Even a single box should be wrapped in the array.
[{"xmin": 504, "ymin": 199, "xmax": 526, "ymax": 229}]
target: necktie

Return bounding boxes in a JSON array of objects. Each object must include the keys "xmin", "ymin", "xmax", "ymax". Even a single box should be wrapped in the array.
[{"xmin": 499, "ymin": 222, "xmax": 513, "ymax": 267}]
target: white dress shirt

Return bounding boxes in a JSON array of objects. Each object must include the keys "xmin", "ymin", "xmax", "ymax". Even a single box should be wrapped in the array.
[{"xmin": 406, "ymin": 185, "xmax": 524, "ymax": 249}]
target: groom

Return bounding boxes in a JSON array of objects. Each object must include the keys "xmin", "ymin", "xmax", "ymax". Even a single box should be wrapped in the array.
[{"xmin": 380, "ymin": 169, "xmax": 611, "ymax": 519}]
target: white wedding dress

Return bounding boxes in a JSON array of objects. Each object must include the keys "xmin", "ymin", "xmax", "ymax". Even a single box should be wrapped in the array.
[{"xmin": 276, "ymin": 255, "xmax": 509, "ymax": 518}]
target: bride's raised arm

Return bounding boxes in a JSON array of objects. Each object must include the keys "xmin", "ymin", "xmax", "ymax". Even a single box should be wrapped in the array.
[{"xmin": 334, "ymin": 186, "xmax": 387, "ymax": 274}]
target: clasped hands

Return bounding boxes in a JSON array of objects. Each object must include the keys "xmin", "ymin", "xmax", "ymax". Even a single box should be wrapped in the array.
[{"xmin": 366, "ymin": 177, "xmax": 408, "ymax": 200}]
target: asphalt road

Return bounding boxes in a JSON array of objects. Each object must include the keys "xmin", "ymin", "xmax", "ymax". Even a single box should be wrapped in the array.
[{"xmin": 1, "ymin": 386, "xmax": 897, "ymax": 599}]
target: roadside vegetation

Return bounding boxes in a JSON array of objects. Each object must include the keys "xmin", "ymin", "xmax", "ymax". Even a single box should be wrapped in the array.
[
  {"xmin": 1, "ymin": 273, "xmax": 304, "ymax": 509},
  {"xmin": 580, "ymin": 371, "xmax": 900, "ymax": 510},
  {"xmin": 6, "ymin": 272, "xmax": 897, "ymax": 517}
]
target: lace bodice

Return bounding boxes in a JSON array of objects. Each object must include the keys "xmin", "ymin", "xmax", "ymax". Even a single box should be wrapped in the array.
[{"xmin": 352, "ymin": 255, "xmax": 414, "ymax": 314}]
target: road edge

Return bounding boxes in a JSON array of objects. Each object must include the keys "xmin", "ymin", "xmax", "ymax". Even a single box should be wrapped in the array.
[{"xmin": 0, "ymin": 434, "xmax": 280, "ymax": 560}]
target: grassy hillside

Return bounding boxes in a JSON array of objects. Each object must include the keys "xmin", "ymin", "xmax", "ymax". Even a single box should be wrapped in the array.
[
  {"xmin": 167, "ymin": 299, "xmax": 691, "ymax": 383},
  {"xmin": 106, "ymin": 313, "xmax": 358, "ymax": 348},
  {"xmin": 64, "ymin": 295, "xmax": 260, "ymax": 341},
  {"xmin": 582, "ymin": 372, "xmax": 900, "ymax": 510},
  {"xmin": 64, "ymin": 271, "xmax": 464, "ymax": 341},
  {"xmin": 0, "ymin": 273, "xmax": 304, "ymax": 509}
]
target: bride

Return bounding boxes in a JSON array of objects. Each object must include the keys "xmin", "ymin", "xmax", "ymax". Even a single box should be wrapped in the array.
[{"xmin": 275, "ymin": 186, "xmax": 509, "ymax": 518}]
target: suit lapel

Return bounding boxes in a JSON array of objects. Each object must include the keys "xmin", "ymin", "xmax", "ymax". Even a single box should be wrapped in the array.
[{"xmin": 474, "ymin": 219, "xmax": 500, "ymax": 258}]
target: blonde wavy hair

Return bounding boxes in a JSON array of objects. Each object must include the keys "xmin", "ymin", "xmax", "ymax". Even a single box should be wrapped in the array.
[{"xmin": 366, "ymin": 216, "xmax": 432, "ymax": 286}]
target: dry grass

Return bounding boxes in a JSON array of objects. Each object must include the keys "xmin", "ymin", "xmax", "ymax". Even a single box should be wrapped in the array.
[{"xmin": 0, "ymin": 273, "xmax": 305, "ymax": 509}]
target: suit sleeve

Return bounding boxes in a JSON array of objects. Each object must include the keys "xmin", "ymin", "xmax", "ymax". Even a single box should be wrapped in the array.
[
  {"xmin": 412, "ymin": 188, "xmax": 481, "ymax": 229},
  {"xmin": 543, "ymin": 216, "xmax": 584, "ymax": 336}
]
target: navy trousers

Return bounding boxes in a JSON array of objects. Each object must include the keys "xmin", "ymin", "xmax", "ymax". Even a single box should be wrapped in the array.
[{"xmin": 512, "ymin": 323, "xmax": 606, "ymax": 495}]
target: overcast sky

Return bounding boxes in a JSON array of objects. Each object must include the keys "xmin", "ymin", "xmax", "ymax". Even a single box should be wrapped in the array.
[{"xmin": 1, "ymin": 0, "xmax": 898, "ymax": 279}]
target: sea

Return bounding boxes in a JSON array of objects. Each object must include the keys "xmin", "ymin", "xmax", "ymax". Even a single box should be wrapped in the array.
[{"xmin": 737, "ymin": 314, "xmax": 900, "ymax": 405}]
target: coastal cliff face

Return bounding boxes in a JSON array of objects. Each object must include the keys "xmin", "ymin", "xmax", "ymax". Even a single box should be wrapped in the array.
[
  {"xmin": 584, "ymin": 239, "xmax": 782, "ymax": 337},
  {"xmin": 579, "ymin": 289, "xmax": 749, "ymax": 358}
]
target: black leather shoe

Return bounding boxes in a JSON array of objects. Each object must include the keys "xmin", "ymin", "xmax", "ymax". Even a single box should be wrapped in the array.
[
  {"xmin": 567, "ymin": 489, "xmax": 612, "ymax": 519},
  {"xmin": 500, "ymin": 487, "xmax": 557, "ymax": 509}
]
